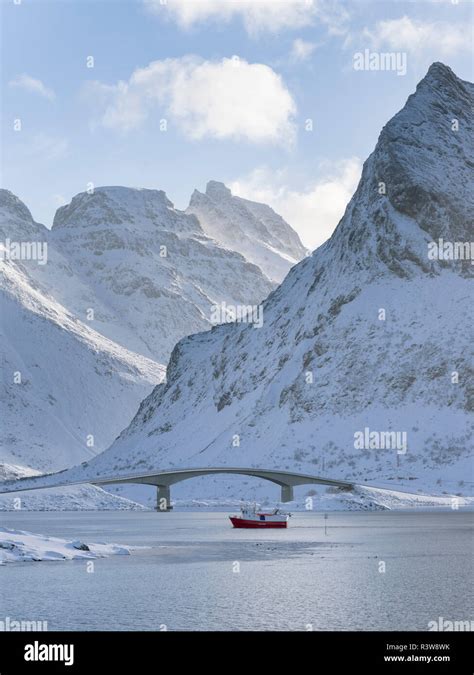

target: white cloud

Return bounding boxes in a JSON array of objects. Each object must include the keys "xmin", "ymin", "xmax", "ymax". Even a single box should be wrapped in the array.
[
  {"xmin": 144, "ymin": 0, "xmax": 349, "ymax": 36},
  {"xmin": 9, "ymin": 74, "xmax": 55, "ymax": 100},
  {"xmin": 290, "ymin": 38, "xmax": 317, "ymax": 62},
  {"xmin": 230, "ymin": 158, "xmax": 362, "ymax": 249},
  {"xmin": 86, "ymin": 56, "xmax": 297, "ymax": 145},
  {"xmin": 363, "ymin": 16, "xmax": 472, "ymax": 56}
]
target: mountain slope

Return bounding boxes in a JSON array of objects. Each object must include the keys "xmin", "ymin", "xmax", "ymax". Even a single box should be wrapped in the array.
[
  {"xmin": 187, "ymin": 181, "xmax": 308, "ymax": 283},
  {"xmin": 1, "ymin": 250, "xmax": 164, "ymax": 472}
]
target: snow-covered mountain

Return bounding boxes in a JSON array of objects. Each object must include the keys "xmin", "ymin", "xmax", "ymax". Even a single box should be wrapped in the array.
[
  {"xmin": 187, "ymin": 181, "xmax": 308, "ymax": 283},
  {"xmin": 41, "ymin": 186, "xmax": 275, "ymax": 364},
  {"xmin": 31, "ymin": 62, "xmax": 472, "ymax": 506}
]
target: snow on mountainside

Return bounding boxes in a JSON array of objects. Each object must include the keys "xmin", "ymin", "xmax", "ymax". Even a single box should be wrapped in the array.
[
  {"xmin": 43, "ymin": 186, "xmax": 274, "ymax": 364},
  {"xmin": 26, "ymin": 62, "xmax": 473, "ymax": 507},
  {"xmin": 187, "ymin": 181, "xmax": 308, "ymax": 283},
  {"xmin": 1, "ymin": 243, "xmax": 164, "ymax": 472}
]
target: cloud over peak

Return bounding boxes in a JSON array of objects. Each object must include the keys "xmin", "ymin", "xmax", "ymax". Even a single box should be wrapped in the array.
[{"xmin": 86, "ymin": 56, "xmax": 297, "ymax": 146}]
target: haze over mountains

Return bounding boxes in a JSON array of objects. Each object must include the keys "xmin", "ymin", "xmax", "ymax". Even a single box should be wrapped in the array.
[
  {"xmin": 2, "ymin": 63, "xmax": 472, "ymax": 509},
  {"xmin": 187, "ymin": 180, "xmax": 308, "ymax": 283}
]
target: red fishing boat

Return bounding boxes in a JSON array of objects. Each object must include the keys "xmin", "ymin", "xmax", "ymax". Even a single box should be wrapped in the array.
[{"xmin": 229, "ymin": 504, "xmax": 290, "ymax": 528}]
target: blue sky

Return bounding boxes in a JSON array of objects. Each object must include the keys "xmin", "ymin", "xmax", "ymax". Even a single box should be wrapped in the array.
[{"xmin": 1, "ymin": 0, "xmax": 472, "ymax": 247}]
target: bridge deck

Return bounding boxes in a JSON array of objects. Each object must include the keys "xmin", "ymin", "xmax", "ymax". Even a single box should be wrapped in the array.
[
  {"xmin": 91, "ymin": 467, "xmax": 354, "ymax": 489},
  {"xmin": 0, "ymin": 467, "xmax": 354, "ymax": 505}
]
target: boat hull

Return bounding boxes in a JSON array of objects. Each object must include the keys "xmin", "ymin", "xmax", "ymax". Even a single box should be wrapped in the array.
[{"xmin": 229, "ymin": 516, "xmax": 288, "ymax": 529}]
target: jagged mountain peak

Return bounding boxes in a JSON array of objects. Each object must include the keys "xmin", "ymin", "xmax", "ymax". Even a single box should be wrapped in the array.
[
  {"xmin": 205, "ymin": 180, "xmax": 232, "ymax": 199},
  {"xmin": 0, "ymin": 189, "xmax": 35, "ymax": 222},
  {"xmin": 312, "ymin": 61, "xmax": 474, "ymax": 285},
  {"xmin": 187, "ymin": 180, "xmax": 308, "ymax": 282},
  {"xmin": 422, "ymin": 61, "xmax": 468, "ymax": 91},
  {"xmin": 52, "ymin": 185, "xmax": 202, "ymax": 234},
  {"xmin": 0, "ymin": 189, "xmax": 47, "ymax": 238},
  {"xmin": 189, "ymin": 181, "xmax": 232, "ymax": 205}
]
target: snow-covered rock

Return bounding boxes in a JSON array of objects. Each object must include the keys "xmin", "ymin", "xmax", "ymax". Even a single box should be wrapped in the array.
[
  {"xmin": 0, "ymin": 527, "xmax": 136, "ymax": 564},
  {"xmin": 187, "ymin": 180, "xmax": 308, "ymax": 283},
  {"xmin": 30, "ymin": 62, "xmax": 472, "ymax": 505}
]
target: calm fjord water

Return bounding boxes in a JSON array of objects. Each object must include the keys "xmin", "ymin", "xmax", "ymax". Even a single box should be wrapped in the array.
[{"xmin": 1, "ymin": 511, "xmax": 472, "ymax": 631}]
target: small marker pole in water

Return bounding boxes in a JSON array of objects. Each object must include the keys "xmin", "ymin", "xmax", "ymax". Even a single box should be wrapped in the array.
[{"xmin": 324, "ymin": 513, "xmax": 328, "ymax": 536}]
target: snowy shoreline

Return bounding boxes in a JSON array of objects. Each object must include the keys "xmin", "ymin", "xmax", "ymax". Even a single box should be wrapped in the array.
[{"xmin": 0, "ymin": 527, "xmax": 138, "ymax": 565}]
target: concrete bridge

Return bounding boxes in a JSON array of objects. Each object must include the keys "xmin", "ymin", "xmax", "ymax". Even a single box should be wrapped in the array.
[
  {"xmin": 0, "ymin": 467, "xmax": 355, "ymax": 511},
  {"xmin": 90, "ymin": 467, "xmax": 355, "ymax": 510}
]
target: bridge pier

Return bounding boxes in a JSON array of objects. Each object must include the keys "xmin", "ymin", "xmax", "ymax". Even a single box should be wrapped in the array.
[
  {"xmin": 281, "ymin": 485, "xmax": 294, "ymax": 503},
  {"xmin": 155, "ymin": 485, "xmax": 172, "ymax": 511}
]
